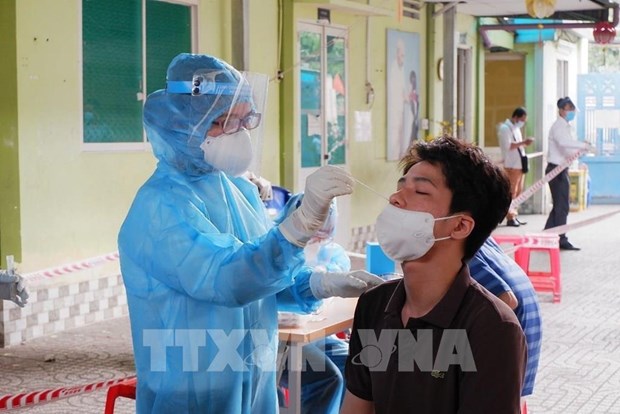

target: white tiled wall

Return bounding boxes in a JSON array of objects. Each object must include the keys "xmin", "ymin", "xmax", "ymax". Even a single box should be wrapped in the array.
[
  {"xmin": 348, "ymin": 224, "xmax": 376, "ymax": 254},
  {"xmin": 1, "ymin": 273, "xmax": 128, "ymax": 347}
]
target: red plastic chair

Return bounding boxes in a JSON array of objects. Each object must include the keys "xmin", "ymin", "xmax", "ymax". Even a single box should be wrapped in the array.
[{"xmin": 104, "ymin": 377, "xmax": 137, "ymax": 414}]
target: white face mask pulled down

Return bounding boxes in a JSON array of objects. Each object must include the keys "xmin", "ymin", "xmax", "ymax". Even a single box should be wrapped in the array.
[
  {"xmin": 376, "ymin": 204, "xmax": 460, "ymax": 263},
  {"xmin": 200, "ymin": 129, "xmax": 253, "ymax": 177}
]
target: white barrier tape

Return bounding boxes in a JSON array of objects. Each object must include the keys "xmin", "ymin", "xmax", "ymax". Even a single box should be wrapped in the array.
[
  {"xmin": 345, "ymin": 251, "xmax": 367, "ymax": 259},
  {"xmin": 22, "ymin": 251, "xmax": 120, "ymax": 282},
  {"xmin": 495, "ymin": 209, "xmax": 620, "ymax": 255},
  {"xmin": 510, "ymin": 149, "xmax": 587, "ymax": 211},
  {"xmin": 496, "ymin": 236, "xmax": 558, "ymax": 256},
  {"xmin": 0, "ymin": 375, "xmax": 135, "ymax": 411},
  {"xmin": 542, "ymin": 208, "xmax": 620, "ymax": 235}
]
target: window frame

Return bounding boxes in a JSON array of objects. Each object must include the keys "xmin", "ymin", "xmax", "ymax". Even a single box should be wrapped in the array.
[
  {"xmin": 79, "ymin": 0, "xmax": 198, "ymax": 152},
  {"xmin": 297, "ymin": 21, "xmax": 349, "ymax": 172}
]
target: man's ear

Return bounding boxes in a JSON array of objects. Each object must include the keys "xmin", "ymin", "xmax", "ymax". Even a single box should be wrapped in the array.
[{"xmin": 451, "ymin": 215, "xmax": 474, "ymax": 240}]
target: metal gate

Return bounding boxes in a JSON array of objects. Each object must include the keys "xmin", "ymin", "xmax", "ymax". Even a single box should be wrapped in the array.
[{"xmin": 577, "ymin": 73, "xmax": 620, "ymax": 203}]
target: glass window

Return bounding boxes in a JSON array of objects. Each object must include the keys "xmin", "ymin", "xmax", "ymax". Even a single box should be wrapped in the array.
[
  {"xmin": 82, "ymin": 0, "xmax": 193, "ymax": 147},
  {"xmin": 298, "ymin": 25, "xmax": 347, "ymax": 168}
]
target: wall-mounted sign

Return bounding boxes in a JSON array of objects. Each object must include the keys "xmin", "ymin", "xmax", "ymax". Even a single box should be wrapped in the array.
[{"xmin": 318, "ymin": 8, "xmax": 330, "ymax": 23}]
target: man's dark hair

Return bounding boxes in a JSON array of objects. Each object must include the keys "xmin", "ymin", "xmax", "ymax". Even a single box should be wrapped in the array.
[
  {"xmin": 557, "ymin": 97, "xmax": 575, "ymax": 110},
  {"xmin": 399, "ymin": 135, "xmax": 511, "ymax": 260},
  {"xmin": 512, "ymin": 107, "xmax": 527, "ymax": 118}
]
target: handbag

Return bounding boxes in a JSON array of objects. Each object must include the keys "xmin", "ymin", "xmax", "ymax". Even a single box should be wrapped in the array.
[
  {"xmin": 510, "ymin": 124, "xmax": 529, "ymax": 173},
  {"xmin": 520, "ymin": 153, "xmax": 529, "ymax": 173}
]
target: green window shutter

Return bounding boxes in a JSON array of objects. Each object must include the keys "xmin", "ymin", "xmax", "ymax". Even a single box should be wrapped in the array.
[
  {"xmin": 82, "ymin": 0, "xmax": 192, "ymax": 145},
  {"xmin": 146, "ymin": 0, "xmax": 192, "ymax": 95},
  {"xmin": 83, "ymin": 0, "xmax": 143, "ymax": 143}
]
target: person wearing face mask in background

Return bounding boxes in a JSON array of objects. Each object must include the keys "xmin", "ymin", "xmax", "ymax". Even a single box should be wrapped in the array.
[
  {"xmin": 544, "ymin": 97, "xmax": 593, "ymax": 251},
  {"xmin": 498, "ymin": 107, "xmax": 534, "ymax": 227},
  {"xmin": 117, "ymin": 53, "xmax": 383, "ymax": 414},
  {"xmin": 342, "ymin": 136, "xmax": 526, "ymax": 414}
]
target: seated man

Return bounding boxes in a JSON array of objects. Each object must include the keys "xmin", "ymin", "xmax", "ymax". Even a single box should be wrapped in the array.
[
  {"xmin": 342, "ymin": 136, "xmax": 526, "ymax": 413},
  {"xmin": 395, "ymin": 177, "xmax": 542, "ymax": 401},
  {"xmin": 468, "ymin": 237, "xmax": 542, "ymax": 400}
]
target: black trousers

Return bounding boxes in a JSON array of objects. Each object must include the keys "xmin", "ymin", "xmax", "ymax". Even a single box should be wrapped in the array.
[{"xmin": 543, "ymin": 163, "xmax": 570, "ymax": 242}]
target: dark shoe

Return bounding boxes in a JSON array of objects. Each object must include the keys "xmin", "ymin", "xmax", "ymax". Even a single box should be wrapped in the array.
[
  {"xmin": 506, "ymin": 219, "xmax": 520, "ymax": 227},
  {"xmin": 559, "ymin": 241, "xmax": 580, "ymax": 251},
  {"xmin": 516, "ymin": 218, "xmax": 527, "ymax": 225}
]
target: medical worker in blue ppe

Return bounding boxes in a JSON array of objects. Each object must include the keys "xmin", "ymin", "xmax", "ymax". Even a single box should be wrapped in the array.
[
  {"xmin": 276, "ymin": 194, "xmax": 352, "ymax": 414},
  {"xmin": 117, "ymin": 53, "xmax": 383, "ymax": 414}
]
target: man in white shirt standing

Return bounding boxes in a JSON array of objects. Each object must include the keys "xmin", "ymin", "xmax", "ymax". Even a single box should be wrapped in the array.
[
  {"xmin": 544, "ymin": 97, "xmax": 591, "ymax": 251},
  {"xmin": 498, "ymin": 107, "xmax": 534, "ymax": 227}
]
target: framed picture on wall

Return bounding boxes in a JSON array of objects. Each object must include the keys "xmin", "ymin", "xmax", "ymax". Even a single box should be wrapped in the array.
[{"xmin": 386, "ymin": 29, "xmax": 420, "ymax": 161}]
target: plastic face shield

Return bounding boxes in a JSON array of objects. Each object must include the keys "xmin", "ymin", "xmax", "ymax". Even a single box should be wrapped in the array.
[{"xmin": 167, "ymin": 70, "xmax": 269, "ymax": 174}]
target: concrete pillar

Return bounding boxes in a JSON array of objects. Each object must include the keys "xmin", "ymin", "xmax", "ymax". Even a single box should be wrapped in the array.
[
  {"xmin": 231, "ymin": 0, "xmax": 249, "ymax": 70},
  {"xmin": 443, "ymin": 6, "xmax": 456, "ymax": 129}
]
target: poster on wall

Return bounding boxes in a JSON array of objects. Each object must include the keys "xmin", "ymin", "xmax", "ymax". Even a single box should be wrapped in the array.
[{"xmin": 386, "ymin": 29, "xmax": 420, "ymax": 161}]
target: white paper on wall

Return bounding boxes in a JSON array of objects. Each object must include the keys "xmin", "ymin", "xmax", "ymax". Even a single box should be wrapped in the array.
[
  {"xmin": 354, "ymin": 111, "xmax": 372, "ymax": 142},
  {"xmin": 307, "ymin": 114, "xmax": 322, "ymax": 136}
]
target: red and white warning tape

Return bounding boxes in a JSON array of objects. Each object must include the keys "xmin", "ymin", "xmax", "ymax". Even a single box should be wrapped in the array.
[
  {"xmin": 22, "ymin": 251, "xmax": 120, "ymax": 282},
  {"xmin": 0, "ymin": 375, "xmax": 135, "ymax": 411},
  {"xmin": 496, "ymin": 209, "xmax": 620, "ymax": 256},
  {"xmin": 541, "ymin": 208, "xmax": 620, "ymax": 235},
  {"xmin": 510, "ymin": 148, "xmax": 587, "ymax": 211}
]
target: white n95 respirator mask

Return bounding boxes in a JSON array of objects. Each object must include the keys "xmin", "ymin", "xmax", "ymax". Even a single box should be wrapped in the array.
[
  {"xmin": 376, "ymin": 204, "xmax": 459, "ymax": 262},
  {"xmin": 200, "ymin": 129, "xmax": 253, "ymax": 177}
]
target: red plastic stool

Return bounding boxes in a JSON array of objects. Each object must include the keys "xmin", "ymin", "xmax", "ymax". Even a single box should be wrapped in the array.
[
  {"xmin": 491, "ymin": 234, "xmax": 526, "ymax": 261},
  {"xmin": 517, "ymin": 233, "xmax": 562, "ymax": 303},
  {"xmin": 104, "ymin": 377, "xmax": 137, "ymax": 414}
]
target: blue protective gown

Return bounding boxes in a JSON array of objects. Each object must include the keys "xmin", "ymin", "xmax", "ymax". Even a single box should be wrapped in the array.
[
  {"xmin": 275, "ymin": 193, "xmax": 351, "ymax": 414},
  {"xmin": 118, "ymin": 54, "xmax": 320, "ymax": 414}
]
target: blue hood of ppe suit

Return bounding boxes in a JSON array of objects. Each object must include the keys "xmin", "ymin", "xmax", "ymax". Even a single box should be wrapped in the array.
[
  {"xmin": 118, "ymin": 53, "xmax": 319, "ymax": 413},
  {"xmin": 144, "ymin": 53, "xmax": 250, "ymax": 176}
]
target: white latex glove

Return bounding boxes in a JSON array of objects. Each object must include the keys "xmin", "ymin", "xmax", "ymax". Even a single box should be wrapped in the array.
[
  {"xmin": 280, "ymin": 166, "xmax": 353, "ymax": 247},
  {"xmin": 243, "ymin": 171, "xmax": 274, "ymax": 201},
  {"xmin": 0, "ymin": 270, "xmax": 29, "ymax": 308},
  {"xmin": 250, "ymin": 175, "xmax": 273, "ymax": 201},
  {"xmin": 309, "ymin": 270, "xmax": 384, "ymax": 299}
]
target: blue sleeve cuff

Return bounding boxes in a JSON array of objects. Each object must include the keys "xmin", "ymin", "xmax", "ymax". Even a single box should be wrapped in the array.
[{"xmin": 276, "ymin": 266, "xmax": 323, "ymax": 314}]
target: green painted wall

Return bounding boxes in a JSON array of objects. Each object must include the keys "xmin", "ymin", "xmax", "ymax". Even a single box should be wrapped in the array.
[
  {"xmin": 279, "ymin": 0, "xmax": 297, "ymax": 190},
  {"xmin": 248, "ymin": 0, "xmax": 281, "ymax": 183},
  {"xmin": 14, "ymin": 0, "xmax": 153, "ymax": 271},
  {"xmin": 0, "ymin": 0, "xmax": 21, "ymax": 267}
]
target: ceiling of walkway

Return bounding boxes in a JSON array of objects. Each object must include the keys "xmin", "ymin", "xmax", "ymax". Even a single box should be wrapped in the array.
[{"xmin": 424, "ymin": 0, "xmax": 618, "ymax": 21}]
